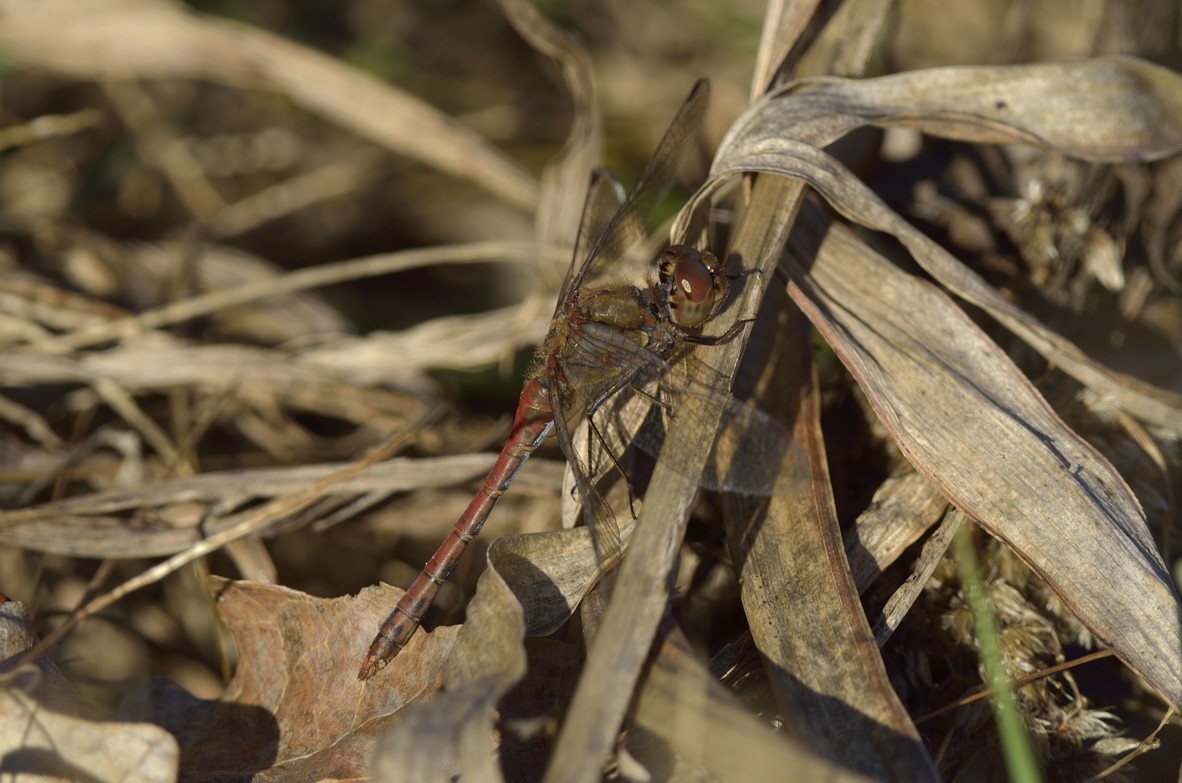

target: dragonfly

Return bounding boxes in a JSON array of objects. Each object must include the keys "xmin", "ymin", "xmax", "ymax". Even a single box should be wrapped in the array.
[{"xmin": 359, "ymin": 80, "xmax": 806, "ymax": 680}]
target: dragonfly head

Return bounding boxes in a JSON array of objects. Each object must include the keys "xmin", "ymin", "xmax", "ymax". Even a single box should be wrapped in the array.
[{"xmin": 658, "ymin": 245, "xmax": 728, "ymax": 327}]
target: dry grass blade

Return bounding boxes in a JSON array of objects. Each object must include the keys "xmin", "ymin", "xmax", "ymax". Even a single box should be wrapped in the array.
[
  {"xmin": 16, "ymin": 434, "xmax": 406, "ymax": 671},
  {"xmin": 718, "ymin": 280, "xmax": 939, "ymax": 781},
  {"xmin": 542, "ymin": 86, "xmax": 751, "ymax": 783},
  {"xmin": 784, "ymin": 210, "xmax": 1182, "ymax": 711},
  {"xmin": 662, "ymin": 7, "xmax": 940, "ymax": 779},
  {"xmin": 694, "ymin": 56, "xmax": 1182, "ymax": 724},
  {"xmin": 750, "ymin": 0, "xmax": 823, "ymax": 97},
  {"xmin": 845, "ymin": 471, "xmax": 950, "ymax": 594},
  {"xmin": 0, "ymin": 0, "xmax": 539, "ymax": 211},
  {"xmin": 303, "ymin": 306, "xmax": 549, "ymax": 382},
  {"xmin": 871, "ymin": 509, "xmax": 963, "ymax": 645}
]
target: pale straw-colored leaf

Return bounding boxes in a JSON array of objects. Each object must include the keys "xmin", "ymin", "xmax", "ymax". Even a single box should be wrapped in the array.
[{"xmin": 782, "ymin": 208, "xmax": 1182, "ymax": 712}]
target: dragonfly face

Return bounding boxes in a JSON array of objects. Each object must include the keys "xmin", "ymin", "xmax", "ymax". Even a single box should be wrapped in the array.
[{"xmin": 658, "ymin": 244, "xmax": 729, "ymax": 328}]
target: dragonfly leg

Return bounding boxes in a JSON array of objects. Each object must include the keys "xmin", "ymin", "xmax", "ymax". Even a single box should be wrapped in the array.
[
  {"xmin": 685, "ymin": 317, "xmax": 756, "ymax": 346},
  {"xmin": 575, "ymin": 410, "xmax": 642, "ymax": 520}
]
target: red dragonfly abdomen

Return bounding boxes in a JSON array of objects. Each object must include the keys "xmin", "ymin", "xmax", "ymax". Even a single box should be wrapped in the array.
[{"xmin": 358, "ymin": 377, "xmax": 554, "ymax": 680}]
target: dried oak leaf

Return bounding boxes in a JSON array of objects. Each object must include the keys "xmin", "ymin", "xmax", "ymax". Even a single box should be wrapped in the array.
[{"xmin": 119, "ymin": 579, "xmax": 458, "ymax": 782}]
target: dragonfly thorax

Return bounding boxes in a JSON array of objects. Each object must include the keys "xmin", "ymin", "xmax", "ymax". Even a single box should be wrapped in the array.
[{"xmin": 658, "ymin": 245, "xmax": 728, "ymax": 328}]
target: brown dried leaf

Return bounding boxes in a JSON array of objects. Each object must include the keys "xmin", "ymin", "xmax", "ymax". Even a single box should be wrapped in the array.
[{"xmin": 120, "ymin": 578, "xmax": 457, "ymax": 781}]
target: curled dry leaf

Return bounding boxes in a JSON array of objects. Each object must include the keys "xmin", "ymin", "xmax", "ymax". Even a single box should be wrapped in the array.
[
  {"xmin": 693, "ymin": 57, "xmax": 1182, "ymax": 713},
  {"xmin": 119, "ymin": 578, "xmax": 458, "ymax": 782},
  {"xmin": 371, "ymin": 520, "xmax": 631, "ymax": 780},
  {"xmin": 707, "ymin": 56, "xmax": 1182, "ymax": 429}
]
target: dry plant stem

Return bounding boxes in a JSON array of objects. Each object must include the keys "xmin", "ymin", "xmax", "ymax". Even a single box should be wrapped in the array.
[
  {"xmin": 846, "ymin": 472, "xmax": 950, "ymax": 594},
  {"xmin": 496, "ymin": 0, "xmax": 601, "ymax": 262},
  {"xmin": 103, "ymin": 80, "xmax": 227, "ymax": 222},
  {"xmin": 0, "ymin": 394, "xmax": 62, "ymax": 448},
  {"xmin": 0, "ymin": 108, "xmax": 103, "ymax": 152},
  {"xmin": 1089, "ymin": 707, "xmax": 1176, "ymax": 780},
  {"xmin": 206, "ymin": 149, "xmax": 385, "ymax": 238},
  {"xmin": 30, "ymin": 240, "xmax": 544, "ymax": 354},
  {"xmin": 872, "ymin": 508, "xmax": 963, "ymax": 645},
  {"xmin": 91, "ymin": 377, "xmax": 185, "ymax": 472},
  {"xmin": 12, "ymin": 433, "xmax": 407, "ymax": 676}
]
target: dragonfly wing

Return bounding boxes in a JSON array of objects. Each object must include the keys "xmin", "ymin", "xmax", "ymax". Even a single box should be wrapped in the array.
[
  {"xmin": 701, "ymin": 391, "xmax": 811, "ymax": 495},
  {"xmin": 555, "ymin": 168, "xmax": 625, "ymax": 317},
  {"xmin": 549, "ymin": 371, "xmax": 625, "ymax": 580},
  {"xmin": 568, "ymin": 80, "xmax": 711, "ymax": 294},
  {"xmin": 618, "ymin": 354, "xmax": 811, "ymax": 497}
]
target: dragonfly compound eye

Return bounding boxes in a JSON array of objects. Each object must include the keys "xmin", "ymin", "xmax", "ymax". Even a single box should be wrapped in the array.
[{"xmin": 660, "ymin": 245, "xmax": 728, "ymax": 327}]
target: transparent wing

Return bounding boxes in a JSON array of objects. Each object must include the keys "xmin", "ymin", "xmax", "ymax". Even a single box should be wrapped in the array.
[
  {"xmin": 566, "ymin": 80, "xmax": 710, "ymax": 296},
  {"xmin": 548, "ymin": 368, "xmax": 625, "ymax": 579},
  {"xmin": 555, "ymin": 168, "xmax": 625, "ymax": 317},
  {"xmin": 596, "ymin": 349, "xmax": 811, "ymax": 498}
]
